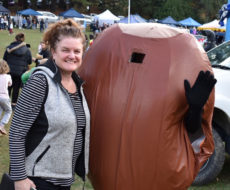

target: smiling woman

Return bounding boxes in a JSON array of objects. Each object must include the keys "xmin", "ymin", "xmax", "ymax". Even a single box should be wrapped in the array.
[
  {"xmin": 52, "ymin": 37, "xmax": 83, "ymax": 78},
  {"xmin": 8, "ymin": 19, "xmax": 90, "ymax": 190}
]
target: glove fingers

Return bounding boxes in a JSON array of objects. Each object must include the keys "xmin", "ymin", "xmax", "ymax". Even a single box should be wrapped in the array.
[
  {"xmin": 198, "ymin": 70, "xmax": 205, "ymax": 80},
  {"xmin": 204, "ymin": 79, "xmax": 216, "ymax": 103},
  {"xmin": 205, "ymin": 71, "xmax": 217, "ymax": 90},
  {"xmin": 209, "ymin": 77, "xmax": 217, "ymax": 90},
  {"xmin": 204, "ymin": 70, "xmax": 211, "ymax": 78},
  {"xmin": 200, "ymin": 70, "xmax": 215, "ymax": 90},
  {"xmin": 212, "ymin": 78, "xmax": 217, "ymax": 86},
  {"xmin": 194, "ymin": 70, "xmax": 205, "ymax": 87},
  {"xmin": 203, "ymin": 70, "xmax": 211, "ymax": 85},
  {"xmin": 184, "ymin": 80, "xmax": 191, "ymax": 96}
]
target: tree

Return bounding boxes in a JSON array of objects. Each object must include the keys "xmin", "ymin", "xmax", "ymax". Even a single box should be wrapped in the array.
[
  {"xmin": 152, "ymin": 0, "xmax": 192, "ymax": 20},
  {"xmin": 195, "ymin": 0, "xmax": 226, "ymax": 22},
  {"xmin": 5, "ymin": 0, "xmax": 228, "ymax": 23},
  {"xmin": 131, "ymin": 0, "xmax": 154, "ymax": 19}
]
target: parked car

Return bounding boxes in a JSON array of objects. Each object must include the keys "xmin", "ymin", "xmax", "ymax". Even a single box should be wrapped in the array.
[
  {"xmin": 193, "ymin": 40, "xmax": 230, "ymax": 186},
  {"xmin": 72, "ymin": 17, "xmax": 93, "ymax": 25},
  {"xmin": 71, "ymin": 15, "xmax": 93, "ymax": 30},
  {"xmin": 36, "ymin": 11, "xmax": 59, "ymax": 23}
]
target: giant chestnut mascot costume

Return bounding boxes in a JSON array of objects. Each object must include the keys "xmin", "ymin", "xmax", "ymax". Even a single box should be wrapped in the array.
[{"xmin": 79, "ymin": 23, "xmax": 216, "ymax": 190}]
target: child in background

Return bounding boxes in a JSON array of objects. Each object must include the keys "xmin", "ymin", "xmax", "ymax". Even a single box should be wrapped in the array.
[
  {"xmin": 0, "ymin": 59, "xmax": 12, "ymax": 135},
  {"xmin": 9, "ymin": 21, "xmax": 13, "ymax": 35},
  {"xmin": 89, "ymin": 34, "xmax": 94, "ymax": 46}
]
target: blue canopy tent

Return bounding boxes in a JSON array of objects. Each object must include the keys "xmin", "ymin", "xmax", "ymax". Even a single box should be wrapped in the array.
[
  {"xmin": 17, "ymin": 8, "xmax": 42, "ymax": 16},
  {"xmin": 0, "ymin": 5, "xmax": 10, "ymax": 15},
  {"xmin": 179, "ymin": 17, "xmax": 201, "ymax": 27},
  {"xmin": 59, "ymin": 8, "xmax": 84, "ymax": 18},
  {"xmin": 158, "ymin": 16, "xmax": 180, "ymax": 26},
  {"xmin": 119, "ymin": 14, "xmax": 147, "ymax": 24}
]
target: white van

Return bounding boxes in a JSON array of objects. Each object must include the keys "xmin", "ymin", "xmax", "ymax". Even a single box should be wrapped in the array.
[{"xmin": 37, "ymin": 11, "xmax": 59, "ymax": 23}]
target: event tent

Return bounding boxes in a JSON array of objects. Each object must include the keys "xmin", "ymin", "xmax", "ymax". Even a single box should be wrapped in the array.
[
  {"xmin": 119, "ymin": 14, "xmax": 147, "ymax": 24},
  {"xmin": 198, "ymin": 19, "xmax": 226, "ymax": 32},
  {"xmin": 179, "ymin": 17, "xmax": 201, "ymax": 27},
  {"xmin": 158, "ymin": 16, "xmax": 180, "ymax": 26},
  {"xmin": 0, "ymin": 5, "xmax": 10, "ymax": 15},
  {"xmin": 59, "ymin": 8, "xmax": 84, "ymax": 18},
  {"xmin": 17, "ymin": 8, "xmax": 42, "ymax": 16},
  {"xmin": 94, "ymin": 9, "xmax": 120, "ymax": 27}
]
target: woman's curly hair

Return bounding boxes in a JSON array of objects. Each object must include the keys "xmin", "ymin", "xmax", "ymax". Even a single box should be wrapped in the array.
[
  {"xmin": 43, "ymin": 19, "xmax": 86, "ymax": 52},
  {"xmin": 0, "ymin": 59, "xmax": 10, "ymax": 74}
]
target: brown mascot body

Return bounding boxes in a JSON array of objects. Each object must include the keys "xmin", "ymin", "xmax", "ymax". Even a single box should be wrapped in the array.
[{"xmin": 79, "ymin": 23, "xmax": 215, "ymax": 190}]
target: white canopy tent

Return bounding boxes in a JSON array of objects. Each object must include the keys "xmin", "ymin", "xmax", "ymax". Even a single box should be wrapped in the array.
[
  {"xmin": 198, "ymin": 19, "xmax": 226, "ymax": 31},
  {"xmin": 94, "ymin": 9, "xmax": 120, "ymax": 27}
]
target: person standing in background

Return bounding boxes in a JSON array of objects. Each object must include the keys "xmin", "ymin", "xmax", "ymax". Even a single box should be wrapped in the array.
[
  {"xmin": 0, "ymin": 59, "xmax": 12, "ymax": 135},
  {"xmin": 3, "ymin": 33, "xmax": 32, "ymax": 109},
  {"xmin": 40, "ymin": 19, "xmax": 44, "ymax": 32},
  {"xmin": 44, "ymin": 18, "xmax": 48, "ymax": 30},
  {"xmin": 18, "ymin": 15, "xmax": 22, "ymax": 29},
  {"xmin": 8, "ymin": 20, "xmax": 13, "ymax": 35},
  {"xmin": 0, "ymin": 16, "xmax": 4, "ymax": 30},
  {"xmin": 22, "ymin": 17, "xmax": 27, "ymax": 29}
]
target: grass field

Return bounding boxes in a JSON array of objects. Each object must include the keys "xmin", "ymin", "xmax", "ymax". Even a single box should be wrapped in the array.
[{"xmin": 1, "ymin": 28, "xmax": 230, "ymax": 189}]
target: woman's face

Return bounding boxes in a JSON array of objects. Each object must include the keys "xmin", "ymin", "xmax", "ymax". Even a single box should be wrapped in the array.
[{"xmin": 52, "ymin": 36, "xmax": 84, "ymax": 74}]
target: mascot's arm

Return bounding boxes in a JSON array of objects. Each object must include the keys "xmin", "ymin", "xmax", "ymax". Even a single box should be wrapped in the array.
[{"xmin": 184, "ymin": 71, "xmax": 216, "ymax": 133}]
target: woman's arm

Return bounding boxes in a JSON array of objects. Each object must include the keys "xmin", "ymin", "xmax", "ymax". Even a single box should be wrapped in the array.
[{"xmin": 9, "ymin": 73, "xmax": 47, "ymax": 181}]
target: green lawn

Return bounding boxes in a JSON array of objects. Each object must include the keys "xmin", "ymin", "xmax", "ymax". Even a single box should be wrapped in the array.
[
  {"xmin": 1, "ymin": 28, "xmax": 230, "ymax": 189},
  {"xmin": 0, "ymin": 28, "xmax": 43, "ymax": 59}
]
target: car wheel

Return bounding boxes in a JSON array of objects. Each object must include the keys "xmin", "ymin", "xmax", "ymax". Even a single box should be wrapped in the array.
[{"xmin": 192, "ymin": 128, "xmax": 225, "ymax": 186}]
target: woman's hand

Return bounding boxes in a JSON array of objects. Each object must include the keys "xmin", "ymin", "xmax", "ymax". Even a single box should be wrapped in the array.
[{"xmin": 15, "ymin": 178, "xmax": 36, "ymax": 190}]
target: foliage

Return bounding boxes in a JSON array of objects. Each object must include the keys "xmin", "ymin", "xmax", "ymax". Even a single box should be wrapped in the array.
[
  {"xmin": 194, "ymin": 0, "xmax": 226, "ymax": 22},
  {"xmin": 4, "ymin": 0, "xmax": 228, "ymax": 23},
  {"xmin": 152, "ymin": 0, "xmax": 193, "ymax": 20}
]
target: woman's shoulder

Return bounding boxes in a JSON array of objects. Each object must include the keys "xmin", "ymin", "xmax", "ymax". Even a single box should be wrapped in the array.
[
  {"xmin": 31, "ymin": 71, "xmax": 48, "ymax": 80},
  {"xmin": 27, "ymin": 71, "xmax": 48, "ymax": 86},
  {"xmin": 23, "ymin": 72, "xmax": 48, "ymax": 93}
]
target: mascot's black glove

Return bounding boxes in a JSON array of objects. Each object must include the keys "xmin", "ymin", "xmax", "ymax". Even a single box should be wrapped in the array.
[{"xmin": 184, "ymin": 70, "xmax": 217, "ymax": 133}]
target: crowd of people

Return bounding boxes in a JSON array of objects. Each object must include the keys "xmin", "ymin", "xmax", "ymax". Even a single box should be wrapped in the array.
[
  {"xmin": 0, "ymin": 15, "xmax": 14, "ymax": 34},
  {"xmin": 0, "ymin": 13, "xmax": 49, "ymax": 35}
]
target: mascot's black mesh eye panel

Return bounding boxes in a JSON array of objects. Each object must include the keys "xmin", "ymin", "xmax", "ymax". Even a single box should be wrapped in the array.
[{"xmin": 130, "ymin": 52, "xmax": 145, "ymax": 64}]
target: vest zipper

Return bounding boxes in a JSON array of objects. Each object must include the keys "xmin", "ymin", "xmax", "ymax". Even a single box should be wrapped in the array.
[{"xmin": 62, "ymin": 86, "xmax": 78, "ymax": 178}]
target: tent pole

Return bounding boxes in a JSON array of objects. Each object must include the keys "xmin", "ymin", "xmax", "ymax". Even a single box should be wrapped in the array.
[{"xmin": 128, "ymin": 0, "xmax": 130, "ymax": 24}]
